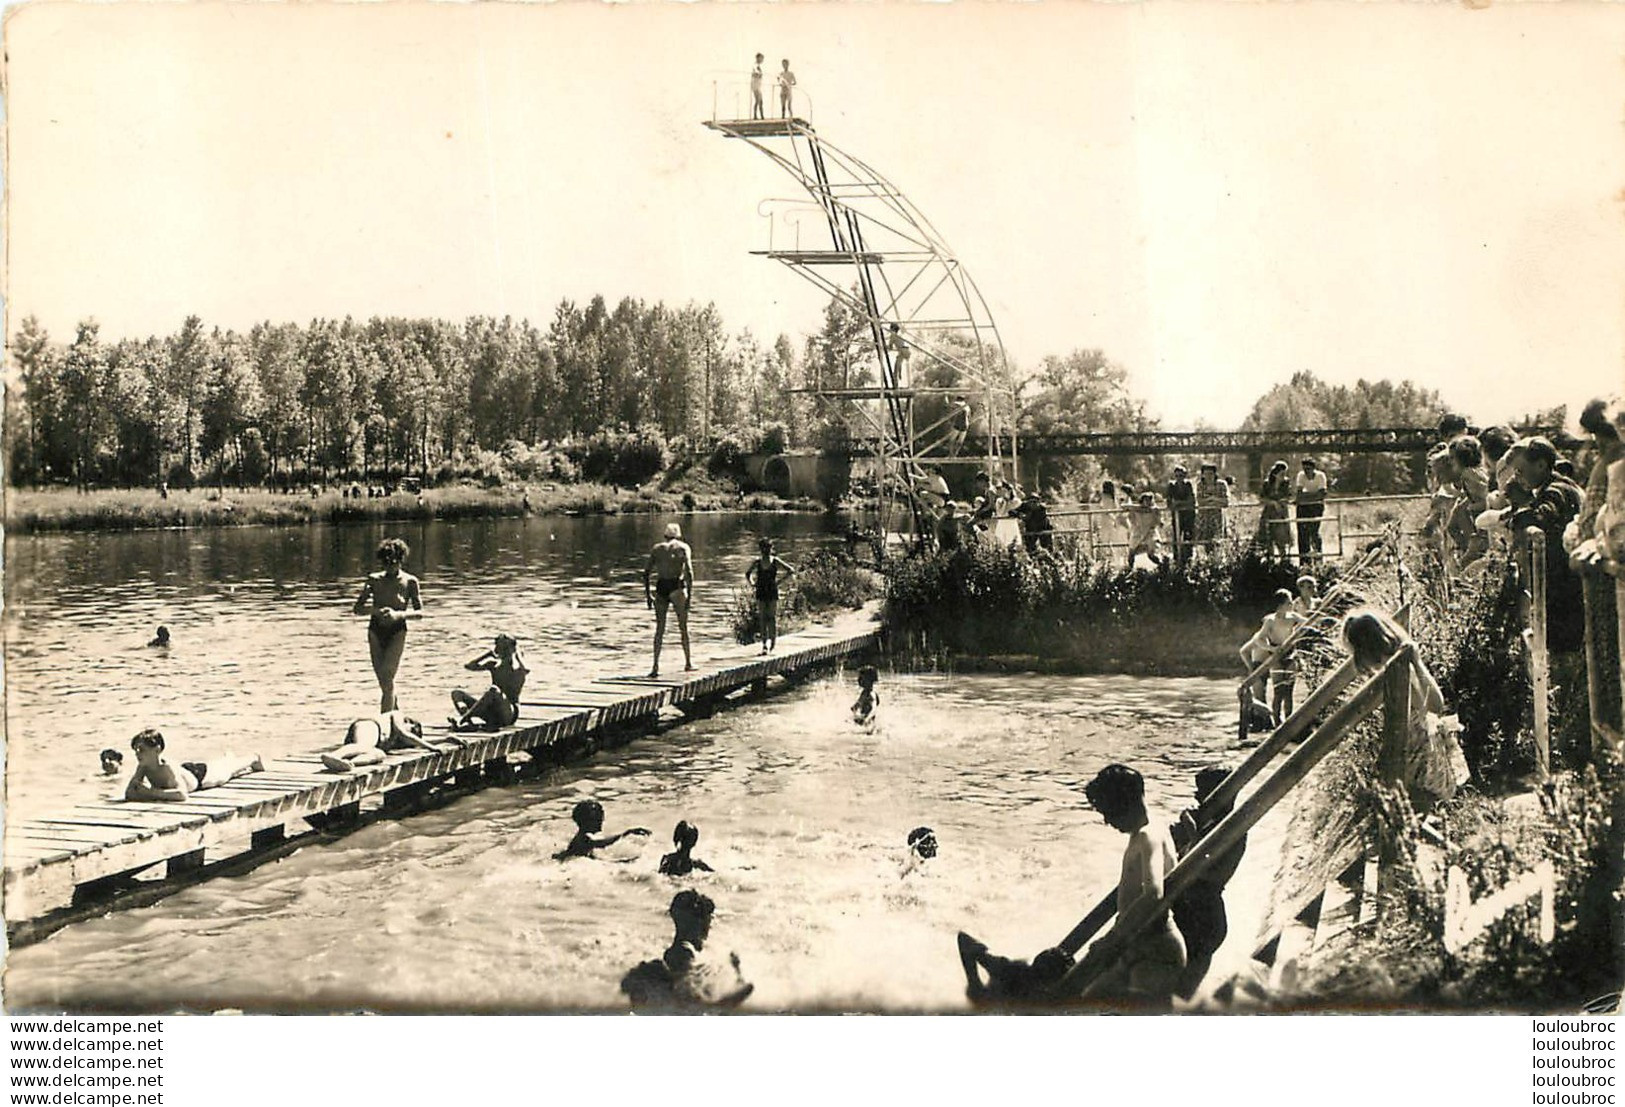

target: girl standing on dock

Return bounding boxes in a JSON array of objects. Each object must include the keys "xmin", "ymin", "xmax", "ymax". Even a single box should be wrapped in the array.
[
  {"xmin": 354, "ymin": 537, "xmax": 423, "ymax": 713},
  {"xmin": 746, "ymin": 538, "xmax": 797, "ymax": 653}
]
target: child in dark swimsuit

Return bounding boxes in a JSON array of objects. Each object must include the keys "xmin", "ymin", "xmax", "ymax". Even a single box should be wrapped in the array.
[
  {"xmin": 851, "ymin": 665, "xmax": 880, "ymax": 726},
  {"xmin": 354, "ymin": 537, "xmax": 423, "ymax": 713},
  {"xmin": 622, "ymin": 891, "xmax": 754, "ymax": 1008},
  {"xmin": 554, "ymin": 799, "xmax": 651, "ymax": 860},
  {"xmin": 658, "ymin": 820, "xmax": 715, "ymax": 876},
  {"xmin": 450, "ymin": 634, "xmax": 528, "ymax": 731},
  {"xmin": 1170, "ymin": 765, "xmax": 1246, "ymax": 1000},
  {"xmin": 745, "ymin": 538, "xmax": 797, "ymax": 653}
]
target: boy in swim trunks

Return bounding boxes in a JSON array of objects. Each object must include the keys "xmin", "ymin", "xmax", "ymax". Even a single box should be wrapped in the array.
[
  {"xmin": 643, "ymin": 523, "xmax": 695, "ymax": 678},
  {"xmin": 320, "ymin": 710, "xmax": 438, "ymax": 773},
  {"xmin": 554, "ymin": 799, "xmax": 651, "ymax": 860},
  {"xmin": 851, "ymin": 665, "xmax": 879, "ymax": 726},
  {"xmin": 1083, "ymin": 763, "xmax": 1186, "ymax": 1007},
  {"xmin": 1241, "ymin": 589, "xmax": 1304, "ymax": 727},
  {"xmin": 124, "ymin": 729, "xmax": 264, "ymax": 801},
  {"xmin": 450, "ymin": 634, "xmax": 528, "ymax": 731}
]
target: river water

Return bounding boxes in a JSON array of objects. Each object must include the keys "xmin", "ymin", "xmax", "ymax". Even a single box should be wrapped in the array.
[{"xmin": 3, "ymin": 514, "xmax": 1253, "ymax": 1012}]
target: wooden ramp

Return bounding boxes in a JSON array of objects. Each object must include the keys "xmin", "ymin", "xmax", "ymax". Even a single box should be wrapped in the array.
[{"xmin": 4, "ymin": 606, "xmax": 882, "ymax": 935}]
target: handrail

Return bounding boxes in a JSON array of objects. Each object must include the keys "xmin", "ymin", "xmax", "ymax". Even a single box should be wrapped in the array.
[{"xmin": 1053, "ymin": 647, "xmax": 1409, "ymax": 1000}]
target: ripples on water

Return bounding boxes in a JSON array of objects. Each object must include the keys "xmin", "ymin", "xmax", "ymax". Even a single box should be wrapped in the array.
[{"xmin": 4, "ymin": 515, "xmax": 1247, "ymax": 1012}]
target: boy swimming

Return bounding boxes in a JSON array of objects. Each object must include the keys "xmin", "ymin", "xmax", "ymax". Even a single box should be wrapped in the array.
[
  {"xmin": 554, "ymin": 799, "xmax": 651, "ymax": 860},
  {"xmin": 100, "ymin": 748, "xmax": 124, "ymax": 776},
  {"xmin": 902, "ymin": 825, "xmax": 937, "ymax": 877},
  {"xmin": 852, "ymin": 665, "xmax": 880, "ymax": 726},
  {"xmin": 621, "ymin": 890, "xmax": 754, "ymax": 1008},
  {"xmin": 658, "ymin": 820, "xmax": 715, "ymax": 876},
  {"xmin": 321, "ymin": 711, "xmax": 438, "ymax": 773},
  {"xmin": 124, "ymin": 729, "xmax": 264, "ymax": 802},
  {"xmin": 956, "ymin": 932, "xmax": 1073, "ymax": 1006}
]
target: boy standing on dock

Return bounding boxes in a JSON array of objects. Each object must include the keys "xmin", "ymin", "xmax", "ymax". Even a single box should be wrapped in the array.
[
  {"xmin": 777, "ymin": 59, "xmax": 796, "ymax": 118},
  {"xmin": 644, "ymin": 523, "xmax": 695, "ymax": 678},
  {"xmin": 750, "ymin": 53, "xmax": 765, "ymax": 120}
]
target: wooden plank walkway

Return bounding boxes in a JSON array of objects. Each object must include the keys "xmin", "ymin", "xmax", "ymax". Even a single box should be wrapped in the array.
[{"xmin": 4, "ymin": 606, "xmax": 882, "ymax": 930}]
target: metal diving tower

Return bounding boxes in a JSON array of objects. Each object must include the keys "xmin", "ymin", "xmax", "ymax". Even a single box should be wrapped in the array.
[{"xmin": 704, "ymin": 101, "xmax": 1020, "ymax": 541}]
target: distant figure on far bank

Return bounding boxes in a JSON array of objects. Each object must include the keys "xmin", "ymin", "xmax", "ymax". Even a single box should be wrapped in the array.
[
  {"xmin": 354, "ymin": 537, "xmax": 423, "ymax": 712},
  {"xmin": 147, "ymin": 625, "xmax": 171, "ymax": 649},
  {"xmin": 777, "ymin": 58, "xmax": 796, "ymax": 118},
  {"xmin": 1293, "ymin": 457, "xmax": 1328, "ymax": 564},
  {"xmin": 746, "ymin": 538, "xmax": 797, "ymax": 654},
  {"xmin": 750, "ymin": 52, "xmax": 766, "ymax": 120},
  {"xmin": 644, "ymin": 523, "xmax": 695, "ymax": 678},
  {"xmin": 449, "ymin": 634, "xmax": 528, "ymax": 731},
  {"xmin": 659, "ymin": 820, "xmax": 715, "ymax": 877}
]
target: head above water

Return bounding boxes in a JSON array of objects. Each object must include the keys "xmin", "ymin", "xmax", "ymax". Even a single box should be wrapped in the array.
[
  {"xmin": 673, "ymin": 820, "xmax": 700, "ymax": 849},
  {"xmin": 670, "ymin": 890, "xmax": 715, "ymax": 936},
  {"xmin": 100, "ymin": 748, "xmax": 124, "ymax": 772},
  {"xmin": 1083, "ymin": 763, "xmax": 1145, "ymax": 830},
  {"xmin": 376, "ymin": 537, "xmax": 409, "ymax": 566},
  {"xmin": 664, "ymin": 523, "xmax": 683, "ymax": 540},
  {"xmin": 907, "ymin": 826, "xmax": 938, "ymax": 859},
  {"xmin": 857, "ymin": 665, "xmax": 879, "ymax": 690},
  {"xmin": 153, "ymin": 625, "xmax": 170, "ymax": 645},
  {"xmin": 571, "ymin": 799, "xmax": 605, "ymax": 833}
]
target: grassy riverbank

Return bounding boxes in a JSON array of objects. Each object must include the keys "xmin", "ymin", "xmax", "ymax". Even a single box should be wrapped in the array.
[{"xmin": 5, "ymin": 477, "xmax": 817, "ymax": 534}]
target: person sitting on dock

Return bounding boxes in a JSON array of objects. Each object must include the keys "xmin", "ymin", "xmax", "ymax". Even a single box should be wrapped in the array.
[
  {"xmin": 354, "ymin": 537, "xmax": 424, "ymax": 713},
  {"xmin": 554, "ymin": 798, "xmax": 651, "ymax": 860},
  {"xmin": 1082, "ymin": 763, "xmax": 1186, "ymax": 1006},
  {"xmin": 750, "ymin": 52, "xmax": 765, "ymax": 120},
  {"xmin": 449, "ymin": 634, "xmax": 528, "ymax": 731},
  {"xmin": 99, "ymin": 748, "xmax": 124, "ymax": 776},
  {"xmin": 852, "ymin": 665, "xmax": 880, "ymax": 726},
  {"xmin": 622, "ymin": 890, "xmax": 754, "ymax": 1008},
  {"xmin": 147, "ymin": 625, "xmax": 171, "ymax": 649},
  {"xmin": 1170, "ymin": 765, "xmax": 1246, "ymax": 1000},
  {"xmin": 659, "ymin": 820, "xmax": 715, "ymax": 876},
  {"xmin": 321, "ymin": 711, "xmax": 439, "ymax": 773},
  {"xmin": 746, "ymin": 538, "xmax": 797, "ymax": 654},
  {"xmin": 644, "ymin": 523, "xmax": 695, "ymax": 678},
  {"xmin": 956, "ymin": 932, "xmax": 1072, "ymax": 1006},
  {"xmin": 124, "ymin": 729, "xmax": 264, "ymax": 801}
]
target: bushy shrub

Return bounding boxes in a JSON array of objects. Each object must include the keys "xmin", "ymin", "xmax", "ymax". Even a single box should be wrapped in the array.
[
  {"xmin": 573, "ymin": 425, "xmax": 670, "ymax": 487},
  {"xmin": 758, "ymin": 422, "xmax": 789, "ymax": 456},
  {"xmin": 706, "ymin": 433, "xmax": 753, "ymax": 480}
]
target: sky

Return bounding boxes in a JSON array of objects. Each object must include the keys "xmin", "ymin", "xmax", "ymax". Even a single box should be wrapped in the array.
[{"xmin": 6, "ymin": 2, "xmax": 1624, "ymax": 429}]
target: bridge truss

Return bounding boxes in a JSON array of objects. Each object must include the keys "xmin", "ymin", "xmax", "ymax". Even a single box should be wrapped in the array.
[{"xmin": 705, "ymin": 112, "xmax": 1019, "ymax": 537}]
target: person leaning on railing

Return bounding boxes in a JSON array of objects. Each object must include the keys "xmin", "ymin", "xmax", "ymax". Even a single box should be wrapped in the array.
[
  {"xmin": 1504, "ymin": 437, "xmax": 1586, "ymax": 653},
  {"xmin": 1256, "ymin": 461, "xmax": 1292, "ymax": 559}
]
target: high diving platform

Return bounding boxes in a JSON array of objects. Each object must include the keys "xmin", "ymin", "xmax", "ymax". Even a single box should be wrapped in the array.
[{"xmin": 3, "ymin": 607, "xmax": 882, "ymax": 944}]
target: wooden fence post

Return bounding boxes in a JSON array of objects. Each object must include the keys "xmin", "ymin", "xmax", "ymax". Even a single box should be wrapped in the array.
[
  {"xmin": 1380, "ymin": 657, "xmax": 1412, "ymax": 786},
  {"xmin": 1528, "ymin": 528, "xmax": 1551, "ymax": 780}
]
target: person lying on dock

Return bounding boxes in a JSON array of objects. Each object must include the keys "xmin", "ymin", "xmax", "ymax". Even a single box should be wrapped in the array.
[
  {"xmin": 321, "ymin": 711, "xmax": 439, "ymax": 773},
  {"xmin": 100, "ymin": 748, "xmax": 125, "ymax": 776},
  {"xmin": 852, "ymin": 665, "xmax": 880, "ymax": 726},
  {"xmin": 124, "ymin": 729, "xmax": 264, "ymax": 801},
  {"xmin": 621, "ymin": 890, "xmax": 754, "ymax": 1008},
  {"xmin": 449, "ymin": 634, "xmax": 528, "ymax": 731},
  {"xmin": 147, "ymin": 625, "xmax": 171, "ymax": 649},
  {"xmin": 956, "ymin": 932, "xmax": 1072, "ymax": 1006},
  {"xmin": 1082, "ymin": 763, "xmax": 1186, "ymax": 1007},
  {"xmin": 554, "ymin": 799, "xmax": 651, "ymax": 860},
  {"xmin": 1170, "ymin": 765, "xmax": 1246, "ymax": 1001},
  {"xmin": 659, "ymin": 820, "xmax": 715, "ymax": 876}
]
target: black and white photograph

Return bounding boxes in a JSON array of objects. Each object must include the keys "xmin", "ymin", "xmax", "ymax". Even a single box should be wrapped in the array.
[{"xmin": 2, "ymin": 0, "xmax": 1623, "ymax": 1040}]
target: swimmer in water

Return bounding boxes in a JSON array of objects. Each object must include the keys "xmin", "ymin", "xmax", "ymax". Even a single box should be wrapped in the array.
[
  {"xmin": 554, "ymin": 799, "xmax": 651, "ymax": 861},
  {"xmin": 124, "ymin": 729, "xmax": 264, "ymax": 802},
  {"xmin": 147, "ymin": 625, "xmax": 170, "ymax": 648},
  {"xmin": 902, "ymin": 826, "xmax": 937, "ymax": 876},
  {"xmin": 321, "ymin": 711, "xmax": 438, "ymax": 773},
  {"xmin": 353, "ymin": 537, "xmax": 423, "ymax": 713},
  {"xmin": 449, "ymin": 634, "xmax": 528, "ymax": 731},
  {"xmin": 852, "ymin": 665, "xmax": 880, "ymax": 726},
  {"xmin": 100, "ymin": 749, "xmax": 124, "ymax": 776},
  {"xmin": 956, "ymin": 932, "xmax": 1073, "ymax": 1006},
  {"xmin": 658, "ymin": 820, "xmax": 715, "ymax": 876},
  {"xmin": 622, "ymin": 890, "xmax": 754, "ymax": 1008}
]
